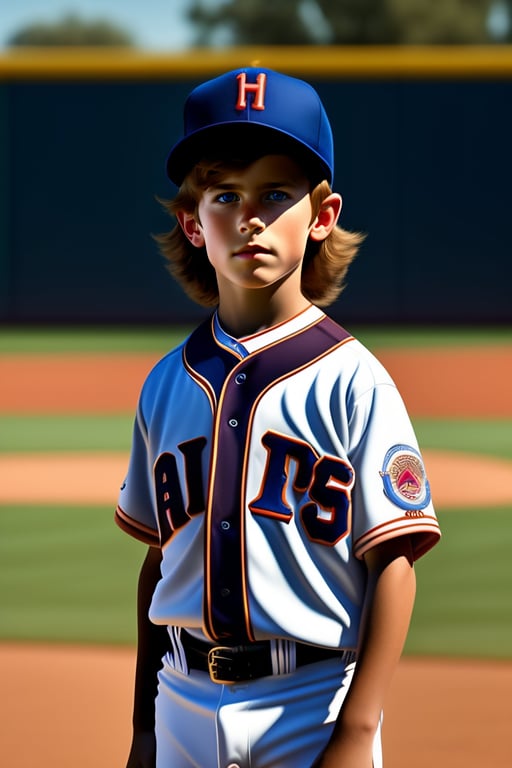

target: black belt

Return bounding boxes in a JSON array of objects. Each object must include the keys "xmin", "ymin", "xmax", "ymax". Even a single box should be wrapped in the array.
[{"xmin": 180, "ymin": 630, "xmax": 352, "ymax": 684}]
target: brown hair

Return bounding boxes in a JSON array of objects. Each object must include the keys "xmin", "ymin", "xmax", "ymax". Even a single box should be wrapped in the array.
[{"xmin": 155, "ymin": 158, "xmax": 364, "ymax": 308}]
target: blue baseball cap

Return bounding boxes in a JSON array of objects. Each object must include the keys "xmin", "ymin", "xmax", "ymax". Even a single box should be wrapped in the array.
[{"xmin": 166, "ymin": 67, "xmax": 334, "ymax": 186}]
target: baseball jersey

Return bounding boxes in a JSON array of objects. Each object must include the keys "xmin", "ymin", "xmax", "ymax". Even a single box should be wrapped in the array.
[{"xmin": 116, "ymin": 304, "xmax": 440, "ymax": 650}]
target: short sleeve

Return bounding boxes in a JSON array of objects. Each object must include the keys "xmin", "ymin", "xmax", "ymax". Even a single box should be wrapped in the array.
[
  {"xmin": 114, "ymin": 404, "xmax": 160, "ymax": 547},
  {"xmin": 349, "ymin": 381, "xmax": 440, "ymax": 561}
]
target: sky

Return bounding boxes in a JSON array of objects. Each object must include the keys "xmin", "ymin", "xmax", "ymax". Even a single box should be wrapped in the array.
[
  {"xmin": 0, "ymin": 0, "xmax": 199, "ymax": 50},
  {"xmin": 1, "ymin": 1, "xmax": 510, "ymax": 49}
]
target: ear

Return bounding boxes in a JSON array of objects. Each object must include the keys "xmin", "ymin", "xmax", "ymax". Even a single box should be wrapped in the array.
[
  {"xmin": 309, "ymin": 193, "xmax": 342, "ymax": 242},
  {"xmin": 177, "ymin": 210, "xmax": 205, "ymax": 248}
]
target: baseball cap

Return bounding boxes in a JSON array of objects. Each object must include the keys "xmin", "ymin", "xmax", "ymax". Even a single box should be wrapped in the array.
[{"xmin": 166, "ymin": 67, "xmax": 334, "ymax": 186}]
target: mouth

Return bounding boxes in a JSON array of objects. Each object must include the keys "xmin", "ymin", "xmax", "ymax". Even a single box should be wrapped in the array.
[{"xmin": 234, "ymin": 244, "xmax": 272, "ymax": 259}]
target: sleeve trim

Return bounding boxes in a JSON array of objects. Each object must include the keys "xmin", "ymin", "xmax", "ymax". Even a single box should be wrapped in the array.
[
  {"xmin": 114, "ymin": 505, "xmax": 160, "ymax": 547},
  {"xmin": 354, "ymin": 515, "xmax": 441, "ymax": 561}
]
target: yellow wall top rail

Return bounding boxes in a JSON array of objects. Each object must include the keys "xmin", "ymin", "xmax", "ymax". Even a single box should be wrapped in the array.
[{"xmin": 1, "ymin": 46, "xmax": 512, "ymax": 80}]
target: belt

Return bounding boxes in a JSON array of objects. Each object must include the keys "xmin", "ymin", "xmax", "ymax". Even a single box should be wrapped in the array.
[{"xmin": 180, "ymin": 630, "xmax": 352, "ymax": 684}]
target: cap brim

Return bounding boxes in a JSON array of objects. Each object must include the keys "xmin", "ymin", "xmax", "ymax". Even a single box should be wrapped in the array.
[{"xmin": 166, "ymin": 122, "xmax": 332, "ymax": 186}]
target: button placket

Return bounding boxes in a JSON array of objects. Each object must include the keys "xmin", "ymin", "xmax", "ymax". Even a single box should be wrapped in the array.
[{"xmin": 207, "ymin": 362, "xmax": 253, "ymax": 640}]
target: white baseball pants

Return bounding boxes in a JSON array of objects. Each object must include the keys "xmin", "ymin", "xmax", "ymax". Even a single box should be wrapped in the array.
[{"xmin": 155, "ymin": 652, "xmax": 382, "ymax": 767}]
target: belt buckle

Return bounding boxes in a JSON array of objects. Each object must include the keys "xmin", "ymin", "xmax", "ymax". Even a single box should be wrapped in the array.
[{"xmin": 207, "ymin": 646, "xmax": 238, "ymax": 684}]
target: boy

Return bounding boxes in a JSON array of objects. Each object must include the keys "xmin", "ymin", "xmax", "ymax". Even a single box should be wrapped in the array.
[{"xmin": 116, "ymin": 67, "xmax": 441, "ymax": 768}]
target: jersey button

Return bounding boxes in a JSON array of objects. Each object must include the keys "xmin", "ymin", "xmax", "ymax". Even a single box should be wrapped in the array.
[
  {"xmin": 234, "ymin": 372, "xmax": 246, "ymax": 385},
  {"xmin": 220, "ymin": 587, "xmax": 231, "ymax": 597},
  {"xmin": 228, "ymin": 418, "xmax": 238, "ymax": 427},
  {"xmin": 220, "ymin": 520, "xmax": 231, "ymax": 530}
]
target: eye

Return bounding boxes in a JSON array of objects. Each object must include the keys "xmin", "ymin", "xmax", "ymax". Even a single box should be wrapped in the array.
[
  {"xmin": 266, "ymin": 190, "xmax": 289, "ymax": 202},
  {"xmin": 216, "ymin": 191, "xmax": 239, "ymax": 204}
]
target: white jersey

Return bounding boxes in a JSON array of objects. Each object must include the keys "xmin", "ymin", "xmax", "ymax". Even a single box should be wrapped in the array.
[{"xmin": 116, "ymin": 304, "xmax": 440, "ymax": 650}]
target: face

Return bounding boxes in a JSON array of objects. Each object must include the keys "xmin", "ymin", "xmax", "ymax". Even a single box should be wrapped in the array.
[{"xmin": 183, "ymin": 155, "xmax": 316, "ymax": 295}]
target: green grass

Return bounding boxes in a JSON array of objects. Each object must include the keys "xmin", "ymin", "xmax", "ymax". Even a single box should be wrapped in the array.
[
  {"xmin": 1, "ymin": 324, "xmax": 511, "ymax": 354},
  {"xmin": 0, "ymin": 414, "xmax": 134, "ymax": 452},
  {"xmin": 413, "ymin": 418, "xmax": 512, "ymax": 460},
  {"xmin": 352, "ymin": 325, "xmax": 512, "ymax": 348},
  {"xmin": 0, "ymin": 325, "xmax": 192, "ymax": 354},
  {"xmin": 405, "ymin": 507, "xmax": 512, "ymax": 659},
  {"xmin": 1, "ymin": 503, "xmax": 510, "ymax": 656},
  {"xmin": 0, "ymin": 326, "xmax": 510, "ymax": 657},
  {"xmin": 0, "ymin": 504, "xmax": 143, "ymax": 645},
  {"xmin": 2, "ymin": 414, "xmax": 511, "ymax": 459}
]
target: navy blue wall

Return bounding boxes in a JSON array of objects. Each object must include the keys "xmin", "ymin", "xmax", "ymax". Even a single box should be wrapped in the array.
[{"xmin": 1, "ymin": 58, "xmax": 511, "ymax": 324}]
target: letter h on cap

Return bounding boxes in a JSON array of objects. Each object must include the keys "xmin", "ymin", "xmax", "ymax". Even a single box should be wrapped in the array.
[{"xmin": 236, "ymin": 72, "xmax": 267, "ymax": 111}]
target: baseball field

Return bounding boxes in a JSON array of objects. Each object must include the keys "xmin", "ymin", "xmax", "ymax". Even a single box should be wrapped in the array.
[{"xmin": 1, "ymin": 325, "xmax": 511, "ymax": 768}]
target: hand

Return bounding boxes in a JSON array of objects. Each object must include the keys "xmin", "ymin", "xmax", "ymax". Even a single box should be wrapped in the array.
[{"xmin": 126, "ymin": 730, "xmax": 156, "ymax": 768}]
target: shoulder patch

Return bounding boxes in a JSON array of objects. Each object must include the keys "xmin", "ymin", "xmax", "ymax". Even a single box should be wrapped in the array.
[{"xmin": 380, "ymin": 444, "xmax": 431, "ymax": 510}]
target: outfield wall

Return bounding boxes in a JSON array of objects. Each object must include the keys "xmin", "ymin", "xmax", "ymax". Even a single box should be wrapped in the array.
[{"xmin": 1, "ymin": 46, "xmax": 511, "ymax": 324}]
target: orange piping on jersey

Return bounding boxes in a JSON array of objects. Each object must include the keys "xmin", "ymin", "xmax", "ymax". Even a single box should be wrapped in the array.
[
  {"xmin": 203, "ymin": 370, "xmax": 227, "ymax": 641},
  {"xmin": 247, "ymin": 439, "xmax": 355, "ymax": 546},
  {"xmin": 115, "ymin": 505, "xmax": 160, "ymax": 547},
  {"xmin": 245, "ymin": 316, "xmax": 354, "ymax": 358},
  {"xmin": 303, "ymin": 464, "xmax": 354, "ymax": 547},
  {"xmin": 202, "ymin": 330, "xmax": 236, "ymax": 640},
  {"xmin": 151, "ymin": 444, "xmax": 207, "ymax": 548},
  {"xmin": 354, "ymin": 515, "xmax": 441, "ymax": 562},
  {"xmin": 204, "ymin": 316, "xmax": 354, "ymax": 641},
  {"xmin": 204, "ymin": 373, "xmax": 261, "ymax": 641},
  {"xmin": 239, "ymin": 303, "xmax": 320, "ymax": 344},
  {"xmin": 203, "ymin": 349, "xmax": 251, "ymax": 640},
  {"xmin": 211, "ymin": 336, "xmax": 353, "ymax": 641},
  {"xmin": 243, "ymin": 334, "xmax": 354, "ymax": 390},
  {"xmin": 182, "ymin": 347, "xmax": 217, "ymax": 411},
  {"xmin": 239, "ymin": 450, "xmax": 255, "ymax": 641},
  {"xmin": 249, "ymin": 432, "xmax": 318, "ymax": 521},
  {"xmin": 237, "ymin": 334, "xmax": 357, "ymax": 638},
  {"xmin": 209, "ymin": 313, "xmax": 246, "ymax": 359},
  {"xmin": 212, "ymin": 338, "xmax": 245, "ymax": 358}
]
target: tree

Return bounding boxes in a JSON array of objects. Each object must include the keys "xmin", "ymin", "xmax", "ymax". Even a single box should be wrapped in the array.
[
  {"xmin": 7, "ymin": 12, "xmax": 135, "ymax": 47},
  {"xmin": 387, "ymin": 0, "xmax": 493, "ymax": 44},
  {"xmin": 188, "ymin": 0, "xmax": 316, "ymax": 46},
  {"xmin": 187, "ymin": 0, "xmax": 496, "ymax": 46},
  {"xmin": 313, "ymin": 0, "xmax": 401, "ymax": 45}
]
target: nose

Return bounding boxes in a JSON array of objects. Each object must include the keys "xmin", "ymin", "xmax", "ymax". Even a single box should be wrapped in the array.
[{"xmin": 239, "ymin": 208, "xmax": 266, "ymax": 235}]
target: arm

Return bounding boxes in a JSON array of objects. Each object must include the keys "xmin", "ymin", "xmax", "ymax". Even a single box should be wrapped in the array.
[
  {"xmin": 313, "ymin": 535, "xmax": 416, "ymax": 768},
  {"xmin": 126, "ymin": 545, "xmax": 169, "ymax": 768}
]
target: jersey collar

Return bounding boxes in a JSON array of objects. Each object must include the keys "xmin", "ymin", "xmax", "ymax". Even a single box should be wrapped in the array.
[{"xmin": 213, "ymin": 304, "xmax": 325, "ymax": 358}]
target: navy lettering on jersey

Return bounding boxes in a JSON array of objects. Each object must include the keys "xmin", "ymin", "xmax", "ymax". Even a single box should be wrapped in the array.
[
  {"xmin": 301, "ymin": 455, "xmax": 354, "ymax": 544},
  {"xmin": 249, "ymin": 431, "xmax": 354, "ymax": 546},
  {"xmin": 154, "ymin": 437, "xmax": 207, "ymax": 543}
]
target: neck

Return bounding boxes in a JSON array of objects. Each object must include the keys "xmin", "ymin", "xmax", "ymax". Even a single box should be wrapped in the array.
[{"xmin": 217, "ymin": 287, "xmax": 311, "ymax": 339}]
